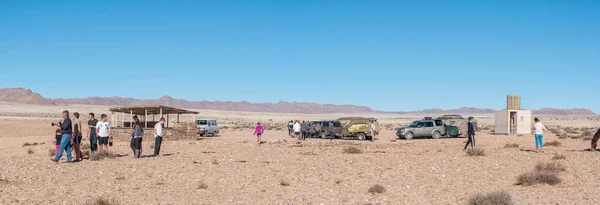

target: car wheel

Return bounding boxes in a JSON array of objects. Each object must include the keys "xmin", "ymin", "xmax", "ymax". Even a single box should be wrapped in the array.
[
  {"xmin": 405, "ymin": 132, "xmax": 414, "ymax": 140},
  {"xmin": 357, "ymin": 133, "xmax": 366, "ymax": 141},
  {"xmin": 432, "ymin": 131, "xmax": 442, "ymax": 139},
  {"xmin": 320, "ymin": 132, "xmax": 327, "ymax": 139}
]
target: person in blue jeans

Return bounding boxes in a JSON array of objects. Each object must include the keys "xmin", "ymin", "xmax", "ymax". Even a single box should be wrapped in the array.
[
  {"xmin": 52, "ymin": 110, "xmax": 73, "ymax": 163},
  {"xmin": 533, "ymin": 117, "xmax": 547, "ymax": 151}
]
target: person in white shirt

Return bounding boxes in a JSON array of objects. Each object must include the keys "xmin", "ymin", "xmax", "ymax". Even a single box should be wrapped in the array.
[
  {"xmin": 293, "ymin": 120, "xmax": 301, "ymax": 143},
  {"xmin": 96, "ymin": 114, "xmax": 112, "ymax": 151},
  {"xmin": 369, "ymin": 121, "xmax": 377, "ymax": 142},
  {"xmin": 153, "ymin": 117, "xmax": 165, "ymax": 157},
  {"xmin": 533, "ymin": 117, "xmax": 547, "ymax": 151}
]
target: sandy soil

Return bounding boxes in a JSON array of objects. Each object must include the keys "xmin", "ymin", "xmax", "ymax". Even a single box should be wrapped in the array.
[{"xmin": 0, "ymin": 104, "xmax": 599, "ymax": 204}]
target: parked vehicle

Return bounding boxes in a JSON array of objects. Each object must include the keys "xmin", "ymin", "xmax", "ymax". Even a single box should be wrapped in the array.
[
  {"xmin": 337, "ymin": 117, "xmax": 380, "ymax": 140},
  {"xmin": 435, "ymin": 115, "xmax": 477, "ymax": 137},
  {"xmin": 196, "ymin": 119, "xmax": 219, "ymax": 137},
  {"xmin": 306, "ymin": 120, "xmax": 343, "ymax": 139},
  {"xmin": 396, "ymin": 119, "xmax": 446, "ymax": 140}
]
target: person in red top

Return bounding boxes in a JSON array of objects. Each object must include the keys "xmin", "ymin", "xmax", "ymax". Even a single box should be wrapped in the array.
[{"xmin": 253, "ymin": 122, "xmax": 264, "ymax": 144}]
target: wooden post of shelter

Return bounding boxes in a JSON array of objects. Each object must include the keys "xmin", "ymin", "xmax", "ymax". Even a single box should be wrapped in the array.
[
  {"xmin": 145, "ymin": 109, "xmax": 148, "ymax": 128},
  {"xmin": 130, "ymin": 110, "xmax": 133, "ymax": 127},
  {"xmin": 177, "ymin": 114, "xmax": 179, "ymax": 123},
  {"xmin": 167, "ymin": 114, "xmax": 169, "ymax": 128},
  {"xmin": 122, "ymin": 112, "xmax": 125, "ymax": 127}
]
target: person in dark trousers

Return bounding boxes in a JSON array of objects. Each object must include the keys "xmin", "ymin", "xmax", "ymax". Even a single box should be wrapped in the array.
[
  {"xmin": 591, "ymin": 128, "xmax": 600, "ymax": 151},
  {"xmin": 463, "ymin": 117, "xmax": 476, "ymax": 151},
  {"xmin": 87, "ymin": 113, "xmax": 99, "ymax": 152},
  {"xmin": 52, "ymin": 110, "xmax": 73, "ymax": 163},
  {"xmin": 153, "ymin": 118, "xmax": 165, "ymax": 156},
  {"xmin": 330, "ymin": 121, "xmax": 335, "ymax": 141},
  {"xmin": 133, "ymin": 118, "xmax": 144, "ymax": 158},
  {"xmin": 130, "ymin": 115, "xmax": 138, "ymax": 156}
]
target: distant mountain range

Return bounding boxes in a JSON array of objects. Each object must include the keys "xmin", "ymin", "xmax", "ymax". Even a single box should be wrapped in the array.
[{"xmin": 0, "ymin": 88, "xmax": 596, "ymax": 115}]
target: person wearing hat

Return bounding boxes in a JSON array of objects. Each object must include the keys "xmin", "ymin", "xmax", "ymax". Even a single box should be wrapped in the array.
[{"xmin": 463, "ymin": 117, "xmax": 476, "ymax": 151}]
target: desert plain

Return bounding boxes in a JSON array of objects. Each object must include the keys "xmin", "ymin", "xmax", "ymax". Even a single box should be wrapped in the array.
[{"xmin": 1, "ymin": 102, "xmax": 600, "ymax": 205}]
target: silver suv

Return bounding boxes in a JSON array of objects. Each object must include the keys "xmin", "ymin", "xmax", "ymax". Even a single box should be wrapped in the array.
[{"xmin": 396, "ymin": 119, "xmax": 446, "ymax": 140}]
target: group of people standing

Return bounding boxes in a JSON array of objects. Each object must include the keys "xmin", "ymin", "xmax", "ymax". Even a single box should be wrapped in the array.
[{"xmin": 52, "ymin": 110, "xmax": 165, "ymax": 163}]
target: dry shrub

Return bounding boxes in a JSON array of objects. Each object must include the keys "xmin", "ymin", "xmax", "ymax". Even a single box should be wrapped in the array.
[
  {"xmin": 48, "ymin": 148, "xmax": 56, "ymax": 156},
  {"xmin": 516, "ymin": 172, "xmax": 561, "ymax": 186},
  {"xmin": 89, "ymin": 150, "xmax": 115, "ymax": 161},
  {"xmin": 197, "ymin": 180, "xmax": 208, "ymax": 189},
  {"xmin": 468, "ymin": 190, "xmax": 514, "ymax": 205},
  {"xmin": 581, "ymin": 131, "xmax": 593, "ymax": 137},
  {"xmin": 552, "ymin": 154, "xmax": 566, "ymax": 160},
  {"xmin": 343, "ymin": 146, "xmax": 363, "ymax": 154},
  {"xmin": 466, "ymin": 148, "xmax": 485, "ymax": 156},
  {"xmin": 368, "ymin": 184, "xmax": 386, "ymax": 194},
  {"xmin": 27, "ymin": 148, "xmax": 34, "ymax": 154},
  {"xmin": 503, "ymin": 143, "xmax": 519, "ymax": 148},
  {"xmin": 565, "ymin": 127, "xmax": 579, "ymax": 134},
  {"xmin": 535, "ymin": 162, "xmax": 566, "ymax": 173},
  {"xmin": 557, "ymin": 133, "xmax": 568, "ymax": 139},
  {"xmin": 275, "ymin": 127, "xmax": 283, "ymax": 131},
  {"xmin": 81, "ymin": 143, "xmax": 91, "ymax": 149},
  {"xmin": 583, "ymin": 136, "xmax": 593, "ymax": 141},
  {"xmin": 570, "ymin": 135, "xmax": 583, "ymax": 139},
  {"xmin": 545, "ymin": 140, "xmax": 561, "ymax": 147},
  {"xmin": 22, "ymin": 143, "xmax": 32, "ymax": 147},
  {"xmin": 280, "ymin": 180, "xmax": 290, "ymax": 186},
  {"xmin": 84, "ymin": 196, "xmax": 119, "ymax": 205},
  {"xmin": 211, "ymin": 159, "xmax": 219, "ymax": 165}
]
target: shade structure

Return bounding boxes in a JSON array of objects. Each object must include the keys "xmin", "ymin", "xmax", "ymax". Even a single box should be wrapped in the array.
[{"xmin": 109, "ymin": 106, "xmax": 199, "ymax": 115}]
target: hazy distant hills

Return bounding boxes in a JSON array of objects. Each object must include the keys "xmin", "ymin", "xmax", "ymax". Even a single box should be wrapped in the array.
[{"xmin": 0, "ymin": 88, "xmax": 596, "ymax": 115}]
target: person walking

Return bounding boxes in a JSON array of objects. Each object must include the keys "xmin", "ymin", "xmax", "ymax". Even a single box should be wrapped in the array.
[
  {"xmin": 153, "ymin": 118, "xmax": 165, "ymax": 156},
  {"xmin": 533, "ymin": 117, "xmax": 547, "ymax": 152},
  {"xmin": 96, "ymin": 114, "xmax": 112, "ymax": 151},
  {"xmin": 293, "ymin": 120, "xmax": 302, "ymax": 143},
  {"xmin": 52, "ymin": 110, "xmax": 73, "ymax": 163},
  {"xmin": 72, "ymin": 112, "xmax": 83, "ymax": 161},
  {"xmin": 132, "ymin": 118, "xmax": 144, "ymax": 158},
  {"xmin": 463, "ymin": 117, "xmax": 476, "ymax": 151},
  {"xmin": 87, "ymin": 113, "xmax": 99, "ymax": 152},
  {"xmin": 369, "ymin": 121, "xmax": 377, "ymax": 142},
  {"xmin": 253, "ymin": 122, "xmax": 264, "ymax": 144}
]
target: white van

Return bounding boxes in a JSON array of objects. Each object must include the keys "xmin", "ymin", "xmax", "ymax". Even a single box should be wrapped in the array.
[{"xmin": 196, "ymin": 119, "xmax": 219, "ymax": 137}]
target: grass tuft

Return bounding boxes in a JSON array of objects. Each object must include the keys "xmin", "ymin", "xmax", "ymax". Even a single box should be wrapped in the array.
[
  {"xmin": 466, "ymin": 148, "xmax": 485, "ymax": 156},
  {"xmin": 280, "ymin": 179, "xmax": 290, "ymax": 187},
  {"xmin": 516, "ymin": 172, "xmax": 561, "ymax": 186},
  {"xmin": 535, "ymin": 162, "xmax": 566, "ymax": 173},
  {"xmin": 503, "ymin": 143, "xmax": 519, "ymax": 148},
  {"xmin": 545, "ymin": 140, "xmax": 561, "ymax": 147},
  {"xmin": 27, "ymin": 148, "xmax": 34, "ymax": 154},
  {"xmin": 552, "ymin": 154, "xmax": 566, "ymax": 160},
  {"xmin": 48, "ymin": 148, "xmax": 56, "ymax": 156},
  {"xmin": 89, "ymin": 150, "xmax": 115, "ymax": 161},
  {"xmin": 343, "ymin": 146, "xmax": 363, "ymax": 154},
  {"xmin": 368, "ymin": 184, "xmax": 386, "ymax": 194},
  {"xmin": 197, "ymin": 180, "xmax": 208, "ymax": 189},
  {"xmin": 84, "ymin": 196, "xmax": 119, "ymax": 205},
  {"xmin": 468, "ymin": 190, "xmax": 514, "ymax": 205}
]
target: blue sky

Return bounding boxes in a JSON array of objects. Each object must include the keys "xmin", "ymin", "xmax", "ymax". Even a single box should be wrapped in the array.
[{"xmin": 1, "ymin": 1, "xmax": 599, "ymax": 112}]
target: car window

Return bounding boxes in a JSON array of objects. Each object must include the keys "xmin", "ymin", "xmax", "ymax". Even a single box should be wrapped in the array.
[
  {"xmin": 435, "ymin": 120, "xmax": 442, "ymax": 126},
  {"xmin": 424, "ymin": 122, "xmax": 434, "ymax": 127},
  {"xmin": 196, "ymin": 120, "xmax": 208, "ymax": 125},
  {"xmin": 332, "ymin": 121, "xmax": 342, "ymax": 127}
]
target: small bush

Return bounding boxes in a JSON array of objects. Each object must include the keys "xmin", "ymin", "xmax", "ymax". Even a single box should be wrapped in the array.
[
  {"xmin": 552, "ymin": 154, "xmax": 566, "ymax": 160},
  {"xmin": 89, "ymin": 150, "xmax": 115, "ymax": 161},
  {"xmin": 48, "ymin": 148, "xmax": 56, "ymax": 156},
  {"xmin": 581, "ymin": 131, "xmax": 593, "ymax": 137},
  {"xmin": 368, "ymin": 184, "xmax": 386, "ymax": 194},
  {"xmin": 27, "ymin": 148, "xmax": 34, "ymax": 154},
  {"xmin": 545, "ymin": 140, "xmax": 561, "ymax": 147},
  {"xmin": 211, "ymin": 159, "xmax": 219, "ymax": 165},
  {"xmin": 81, "ymin": 143, "xmax": 91, "ymax": 150},
  {"xmin": 503, "ymin": 143, "xmax": 519, "ymax": 148},
  {"xmin": 570, "ymin": 135, "xmax": 583, "ymax": 139},
  {"xmin": 466, "ymin": 148, "xmax": 485, "ymax": 156},
  {"xmin": 197, "ymin": 180, "xmax": 208, "ymax": 189},
  {"xmin": 343, "ymin": 146, "xmax": 363, "ymax": 154},
  {"xmin": 516, "ymin": 172, "xmax": 561, "ymax": 186},
  {"xmin": 280, "ymin": 180, "xmax": 290, "ymax": 186},
  {"xmin": 565, "ymin": 127, "xmax": 579, "ymax": 135},
  {"xmin": 84, "ymin": 196, "xmax": 119, "ymax": 205},
  {"xmin": 468, "ymin": 190, "xmax": 514, "ymax": 205},
  {"xmin": 557, "ymin": 133, "xmax": 568, "ymax": 139},
  {"xmin": 535, "ymin": 162, "xmax": 566, "ymax": 173},
  {"xmin": 22, "ymin": 143, "xmax": 32, "ymax": 147},
  {"xmin": 583, "ymin": 136, "xmax": 593, "ymax": 141}
]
